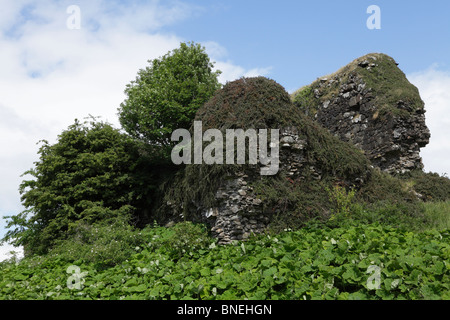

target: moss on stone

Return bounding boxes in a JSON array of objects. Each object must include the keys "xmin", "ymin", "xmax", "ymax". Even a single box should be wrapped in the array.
[{"xmin": 292, "ymin": 53, "xmax": 425, "ymax": 118}]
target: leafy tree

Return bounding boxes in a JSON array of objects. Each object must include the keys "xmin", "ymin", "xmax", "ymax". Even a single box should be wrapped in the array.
[
  {"xmin": 118, "ymin": 42, "xmax": 221, "ymax": 151},
  {"xmin": 2, "ymin": 118, "xmax": 161, "ymax": 256}
]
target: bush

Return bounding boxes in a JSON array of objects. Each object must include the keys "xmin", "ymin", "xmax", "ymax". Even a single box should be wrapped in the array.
[
  {"xmin": 251, "ymin": 173, "xmax": 333, "ymax": 233},
  {"xmin": 396, "ymin": 170, "xmax": 450, "ymax": 202},
  {"xmin": 164, "ymin": 77, "xmax": 371, "ymax": 227},
  {"xmin": 144, "ymin": 221, "xmax": 213, "ymax": 261},
  {"xmin": 326, "ymin": 185, "xmax": 356, "ymax": 219},
  {"xmin": 2, "ymin": 223, "xmax": 449, "ymax": 300},
  {"xmin": 2, "ymin": 118, "xmax": 159, "ymax": 256},
  {"xmin": 49, "ymin": 217, "xmax": 145, "ymax": 268},
  {"xmin": 195, "ymin": 76, "xmax": 297, "ymax": 131},
  {"xmin": 421, "ymin": 201, "xmax": 450, "ymax": 231}
]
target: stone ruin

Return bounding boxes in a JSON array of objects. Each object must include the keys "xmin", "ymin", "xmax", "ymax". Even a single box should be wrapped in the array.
[
  {"xmin": 292, "ymin": 53, "xmax": 430, "ymax": 174},
  {"xmin": 163, "ymin": 54, "xmax": 431, "ymax": 244}
]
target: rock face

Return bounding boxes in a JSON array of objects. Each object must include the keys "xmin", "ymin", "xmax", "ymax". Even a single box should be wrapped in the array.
[{"xmin": 292, "ymin": 53, "xmax": 430, "ymax": 174}]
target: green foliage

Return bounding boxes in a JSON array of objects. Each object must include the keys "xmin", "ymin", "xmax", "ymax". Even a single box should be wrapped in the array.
[
  {"xmin": 163, "ymin": 76, "xmax": 302, "ymax": 221},
  {"xmin": 2, "ymin": 118, "xmax": 159, "ymax": 255},
  {"xmin": 336, "ymin": 201, "xmax": 427, "ymax": 232},
  {"xmin": 357, "ymin": 169, "xmax": 419, "ymax": 204},
  {"xmin": 421, "ymin": 201, "xmax": 450, "ymax": 231},
  {"xmin": 356, "ymin": 54, "xmax": 424, "ymax": 116},
  {"xmin": 1, "ymin": 222, "xmax": 449, "ymax": 300},
  {"xmin": 326, "ymin": 185, "xmax": 356, "ymax": 219},
  {"xmin": 300, "ymin": 116, "xmax": 370, "ymax": 179},
  {"xmin": 292, "ymin": 53, "xmax": 425, "ymax": 119},
  {"xmin": 251, "ymin": 173, "xmax": 332, "ymax": 232},
  {"xmin": 145, "ymin": 221, "xmax": 213, "ymax": 260},
  {"xmin": 195, "ymin": 76, "xmax": 297, "ymax": 131},
  {"xmin": 165, "ymin": 77, "xmax": 371, "ymax": 225},
  {"xmin": 48, "ymin": 217, "xmax": 145, "ymax": 269},
  {"xmin": 3, "ymin": 48, "xmax": 449, "ymax": 301},
  {"xmin": 291, "ymin": 85, "xmax": 318, "ymax": 116},
  {"xmin": 395, "ymin": 170, "xmax": 450, "ymax": 202},
  {"xmin": 118, "ymin": 42, "xmax": 221, "ymax": 151}
]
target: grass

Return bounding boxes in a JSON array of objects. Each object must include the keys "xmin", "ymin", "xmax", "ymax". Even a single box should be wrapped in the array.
[{"xmin": 422, "ymin": 201, "xmax": 450, "ymax": 231}]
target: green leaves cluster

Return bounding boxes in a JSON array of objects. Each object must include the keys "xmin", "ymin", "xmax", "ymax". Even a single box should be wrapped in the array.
[
  {"xmin": 2, "ymin": 118, "xmax": 158, "ymax": 255},
  {"xmin": 326, "ymin": 185, "xmax": 356, "ymax": 219},
  {"xmin": 118, "ymin": 42, "xmax": 221, "ymax": 149},
  {"xmin": 3, "ymin": 42, "xmax": 222, "ymax": 256},
  {"xmin": 1, "ymin": 223, "xmax": 449, "ymax": 300}
]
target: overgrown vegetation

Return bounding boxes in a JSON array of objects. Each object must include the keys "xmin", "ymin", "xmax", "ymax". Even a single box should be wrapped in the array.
[
  {"xmin": 356, "ymin": 54, "xmax": 424, "ymax": 116},
  {"xmin": 1, "ymin": 46, "xmax": 449, "ymax": 301},
  {"xmin": 163, "ymin": 77, "xmax": 372, "ymax": 226},
  {"xmin": 2, "ymin": 118, "xmax": 172, "ymax": 256},
  {"xmin": 1, "ymin": 220, "xmax": 449, "ymax": 300},
  {"xmin": 395, "ymin": 170, "xmax": 450, "ymax": 202}
]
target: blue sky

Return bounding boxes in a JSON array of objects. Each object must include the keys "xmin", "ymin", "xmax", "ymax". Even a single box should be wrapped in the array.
[
  {"xmin": 1, "ymin": 0, "xmax": 449, "ymax": 259},
  {"xmin": 162, "ymin": 0, "xmax": 450, "ymax": 91}
]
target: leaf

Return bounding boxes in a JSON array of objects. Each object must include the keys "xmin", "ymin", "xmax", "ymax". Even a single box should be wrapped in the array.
[
  {"xmin": 249, "ymin": 290, "xmax": 266, "ymax": 300},
  {"xmin": 200, "ymin": 267, "xmax": 210, "ymax": 277},
  {"xmin": 14, "ymin": 273, "xmax": 29, "ymax": 281},
  {"xmin": 347, "ymin": 291, "xmax": 368, "ymax": 300},
  {"xmin": 262, "ymin": 266, "xmax": 277, "ymax": 278},
  {"xmin": 342, "ymin": 265, "xmax": 361, "ymax": 282},
  {"xmin": 432, "ymin": 261, "xmax": 445, "ymax": 275}
]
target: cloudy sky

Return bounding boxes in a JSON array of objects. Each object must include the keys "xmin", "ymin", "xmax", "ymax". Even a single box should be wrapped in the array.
[{"xmin": 1, "ymin": 0, "xmax": 449, "ymax": 260}]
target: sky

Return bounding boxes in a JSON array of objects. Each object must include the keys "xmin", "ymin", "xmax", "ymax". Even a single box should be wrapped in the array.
[{"xmin": 1, "ymin": 0, "xmax": 449, "ymax": 260}]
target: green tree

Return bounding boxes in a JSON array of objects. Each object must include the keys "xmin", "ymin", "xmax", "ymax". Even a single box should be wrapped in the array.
[
  {"xmin": 118, "ymin": 42, "xmax": 221, "ymax": 151},
  {"xmin": 2, "ymin": 118, "xmax": 160, "ymax": 256}
]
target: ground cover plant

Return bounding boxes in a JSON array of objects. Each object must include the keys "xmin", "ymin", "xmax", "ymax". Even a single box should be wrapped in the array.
[{"xmin": 1, "ymin": 218, "xmax": 449, "ymax": 300}]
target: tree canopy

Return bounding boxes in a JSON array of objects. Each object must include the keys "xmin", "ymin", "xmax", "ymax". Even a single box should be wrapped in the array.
[
  {"xmin": 2, "ymin": 118, "xmax": 159, "ymax": 255},
  {"xmin": 118, "ymin": 42, "xmax": 221, "ymax": 152}
]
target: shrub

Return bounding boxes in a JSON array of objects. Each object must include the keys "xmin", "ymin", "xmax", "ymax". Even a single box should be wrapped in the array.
[
  {"xmin": 195, "ymin": 76, "xmax": 297, "ymax": 131},
  {"xmin": 421, "ymin": 201, "xmax": 450, "ymax": 231},
  {"xmin": 2, "ymin": 118, "xmax": 159, "ymax": 256},
  {"xmin": 326, "ymin": 185, "xmax": 356, "ymax": 219},
  {"xmin": 144, "ymin": 221, "xmax": 213, "ymax": 260},
  {"xmin": 164, "ymin": 77, "xmax": 371, "ymax": 227},
  {"xmin": 49, "ymin": 217, "xmax": 145, "ymax": 268},
  {"xmin": 395, "ymin": 170, "xmax": 450, "ymax": 202}
]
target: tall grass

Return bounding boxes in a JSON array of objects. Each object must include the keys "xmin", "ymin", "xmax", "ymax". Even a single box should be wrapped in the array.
[{"xmin": 422, "ymin": 201, "xmax": 450, "ymax": 231}]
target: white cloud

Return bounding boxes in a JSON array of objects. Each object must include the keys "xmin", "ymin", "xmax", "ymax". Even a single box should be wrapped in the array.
[
  {"xmin": 407, "ymin": 66, "xmax": 450, "ymax": 176},
  {"xmin": 0, "ymin": 242, "xmax": 24, "ymax": 263},
  {"xmin": 214, "ymin": 60, "xmax": 272, "ymax": 84},
  {"xmin": 203, "ymin": 41, "xmax": 273, "ymax": 84}
]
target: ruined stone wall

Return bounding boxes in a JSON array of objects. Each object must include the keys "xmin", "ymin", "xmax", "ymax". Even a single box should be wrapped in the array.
[
  {"xmin": 294, "ymin": 54, "xmax": 431, "ymax": 174},
  {"xmin": 199, "ymin": 128, "xmax": 309, "ymax": 243},
  {"xmin": 198, "ymin": 126, "xmax": 368, "ymax": 244}
]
